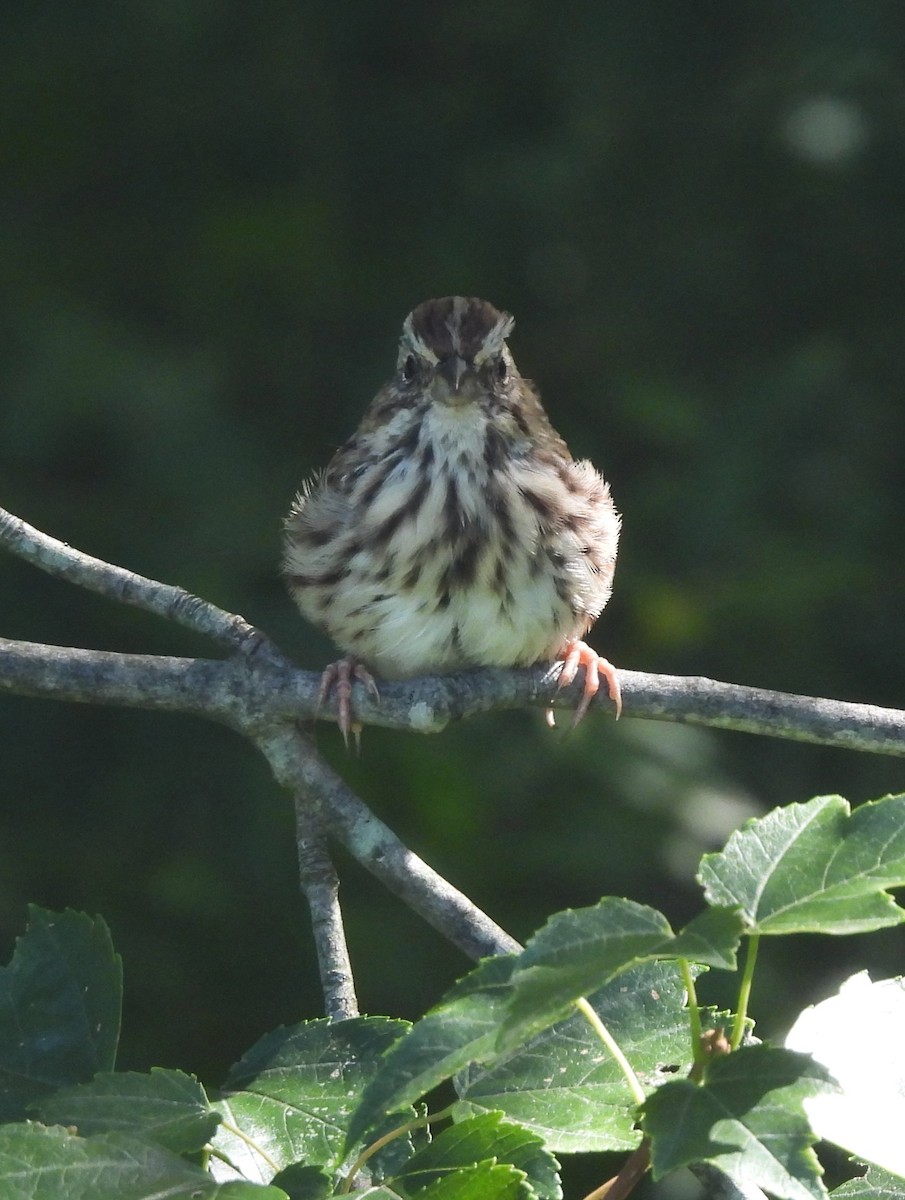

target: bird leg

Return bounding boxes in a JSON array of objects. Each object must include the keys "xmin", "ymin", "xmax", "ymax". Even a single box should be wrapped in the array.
[
  {"xmin": 316, "ymin": 659, "xmax": 380, "ymax": 750},
  {"xmin": 547, "ymin": 640, "xmax": 622, "ymax": 728}
]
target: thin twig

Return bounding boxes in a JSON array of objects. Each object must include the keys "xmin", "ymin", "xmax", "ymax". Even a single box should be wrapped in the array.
[
  {"xmin": 254, "ymin": 724, "xmax": 521, "ymax": 961},
  {"xmin": 0, "ymin": 506, "xmax": 282, "ymax": 663},
  {"xmin": 262, "ymin": 723, "xmax": 360, "ymax": 1020},
  {"xmin": 0, "ymin": 507, "xmax": 357, "ymax": 1011},
  {"xmin": 294, "ymin": 825, "xmax": 359, "ymax": 1022}
]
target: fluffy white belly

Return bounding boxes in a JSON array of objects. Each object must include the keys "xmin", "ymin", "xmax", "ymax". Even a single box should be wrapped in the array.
[
  {"xmin": 330, "ymin": 554, "xmax": 573, "ymax": 678},
  {"xmin": 285, "ymin": 400, "xmax": 617, "ymax": 678}
]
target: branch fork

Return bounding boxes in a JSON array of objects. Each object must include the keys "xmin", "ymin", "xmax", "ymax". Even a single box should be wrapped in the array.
[{"xmin": 3, "ymin": 503, "xmax": 905, "ymax": 1023}]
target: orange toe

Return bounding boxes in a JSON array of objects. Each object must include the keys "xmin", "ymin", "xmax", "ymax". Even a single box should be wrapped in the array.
[
  {"xmin": 549, "ymin": 640, "xmax": 621, "ymax": 727},
  {"xmin": 316, "ymin": 659, "xmax": 380, "ymax": 749}
]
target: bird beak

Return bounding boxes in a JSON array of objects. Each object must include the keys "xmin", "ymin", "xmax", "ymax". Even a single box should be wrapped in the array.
[{"xmin": 433, "ymin": 356, "xmax": 477, "ymax": 405}]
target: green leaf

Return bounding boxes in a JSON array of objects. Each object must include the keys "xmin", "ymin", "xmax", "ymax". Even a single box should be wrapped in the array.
[
  {"xmin": 669, "ymin": 906, "xmax": 744, "ymax": 968},
  {"xmin": 643, "ymin": 1044, "xmax": 837, "ymax": 1200},
  {"xmin": 411, "ymin": 1159, "xmax": 531, "ymax": 1199},
  {"xmin": 786, "ymin": 972, "xmax": 905, "ymax": 1179},
  {"xmin": 269, "ymin": 1163, "xmax": 333, "ymax": 1200},
  {"xmin": 397, "ymin": 1112, "xmax": 559, "ymax": 1198},
  {"xmin": 499, "ymin": 898, "xmax": 741, "ymax": 1052},
  {"xmin": 210, "ymin": 1017, "xmax": 410, "ymax": 1183},
  {"xmin": 0, "ymin": 1122, "xmax": 288, "ymax": 1199},
  {"xmin": 346, "ymin": 957, "xmax": 517, "ymax": 1151},
  {"xmin": 458, "ymin": 962, "xmax": 714, "ymax": 1154},
  {"xmin": 36, "ymin": 1068, "xmax": 219, "ymax": 1153},
  {"xmin": 0, "ymin": 907, "xmax": 122, "ymax": 1120},
  {"xmin": 349, "ymin": 935, "xmax": 736, "ymax": 1158},
  {"xmin": 698, "ymin": 794, "xmax": 905, "ymax": 934},
  {"xmin": 353, "ymin": 1190, "xmax": 407, "ymax": 1199},
  {"xmin": 832, "ymin": 1166, "xmax": 905, "ymax": 1197}
]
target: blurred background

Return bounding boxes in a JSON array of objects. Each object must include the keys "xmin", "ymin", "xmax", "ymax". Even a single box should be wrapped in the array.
[{"xmin": 2, "ymin": 2, "xmax": 904, "ymax": 1192}]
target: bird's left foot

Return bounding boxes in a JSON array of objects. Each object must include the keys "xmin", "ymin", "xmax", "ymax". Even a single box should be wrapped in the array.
[
  {"xmin": 547, "ymin": 640, "xmax": 622, "ymax": 728},
  {"xmin": 316, "ymin": 658, "xmax": 380, "ymax": 750}
]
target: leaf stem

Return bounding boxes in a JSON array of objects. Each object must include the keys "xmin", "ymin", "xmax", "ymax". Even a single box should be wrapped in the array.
[
  {"xmin": 217, "ymin": 1118, "xmax": 281, "ymax": 1174},
  {"xmin": 679, "ymin": 959, "xmax": 704, "ymax": 1067},
  {"xmin": 339, "ymin": 1102, "xmax": 456, "ymax": 1194},
  {"xmin": 575, "ymin": 997, "xmax": 646, "ymax": 1107},
  {"xmin": 730, "ymin": 934, "xmax": 759, "ymax": 1050}
]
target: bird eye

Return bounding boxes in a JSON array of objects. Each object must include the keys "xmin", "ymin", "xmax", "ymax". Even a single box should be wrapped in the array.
[
  {"xmin": 402, "ymin": 354, "xmax": 418, "ymax": 381},
  {"xmin": 496, "ymin": 358, "xmax": 508, "ymax": 382}
]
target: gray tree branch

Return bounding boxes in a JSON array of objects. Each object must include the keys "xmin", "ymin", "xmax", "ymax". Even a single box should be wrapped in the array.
[
  {"xmin": 6, "ymin": 504, "xmax": 903, "ymax": 759},
  {"xmin": 0, "ymin": 505, "xmax": 282, "ymax": 663},
  {"xmin": 2, "ymin": 635, "xmax": 904, "ymax": 758},
  {"xmin": 254, "ymin": 723, "xmax": 520, "ymax": 960},
  {"xmin": 0, "ymin": 505, "xmax": 524, "ymax": 1013},
  {"xmin": 4, "ymin": 503, "xmax": 905, "ymax": 1020},
  {"xmin": 293, "ymin": 820, "xmax": 359, "ymax": 1022}
]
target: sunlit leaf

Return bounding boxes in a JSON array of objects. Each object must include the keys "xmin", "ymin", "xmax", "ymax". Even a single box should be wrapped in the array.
[
  {"xmin": 210, "ymin": 1017, "xmax": 409, "ymax": 1183},
  {"xmin": 643, "ymin": 1045, "xmax": 836, "ymax": 1200},
  {"xmin": 0, "ymin": 1122, "xmax": 287, "ymax": 1199},
  {"xmin": 499, "ymin": 898, "xmax": 741, "ymax": 1052},
  {"xmin": 410, "ymin": 1159, "xmax": 530, "ymax": 1199},
  {"xmin": 787, "ymin": 971, "xmax": 905, "ymax": 1179},
  {"xmin": 346, "ymin": 957, "xmax": 517, "ymax": 1151},
  {"xmin": 699, "ymin": 794, "xmax": 905, "ymax": 934},
  {"xmin": 831, "ymin": 1165, "xmax": 905, "ymax": 1197},
  {"xmin": 458, "ymin": 962, "xmax": 716, "ymax": 1154},
  {"xmin": 397, "ymin": 1112, "xmax": 559, "ymax": 1199}
]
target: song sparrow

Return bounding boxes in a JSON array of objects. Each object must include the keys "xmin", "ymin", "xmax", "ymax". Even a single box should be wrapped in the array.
[{"xmin": 283, "ymin": 296, "xmax": 621, "ymax": 743}]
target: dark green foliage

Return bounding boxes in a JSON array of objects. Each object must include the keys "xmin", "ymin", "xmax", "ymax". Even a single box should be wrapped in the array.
[
  {"xmin": 2, "ymin": 6, "xmax": 905, "ymax": 1196},
  {"xmin": 3, "ymin": 788, "xmax": 903, "ymax": 1199},
  {"xmin": 0, "ymin": 908, "xmax": 121, "ymax": 1120},
  {"xmin": 2, "ymin": 2, "xmax": 905, "ymax": 1082}
]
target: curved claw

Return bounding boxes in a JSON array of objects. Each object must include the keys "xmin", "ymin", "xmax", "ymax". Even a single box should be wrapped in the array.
[
  {"xmin": 316, "ymin": 659, "xmax": 380, "ymax": 750},
  {"xmin": 546, "ymin": 640, "xmax": 622, "ymax": 728}
]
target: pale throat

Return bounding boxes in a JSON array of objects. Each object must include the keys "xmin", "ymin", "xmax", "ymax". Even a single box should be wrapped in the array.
[{"xmin": 416, "ymin": 400, "xmax": 490, "ymax": 475}]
